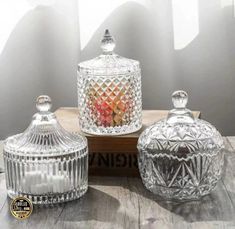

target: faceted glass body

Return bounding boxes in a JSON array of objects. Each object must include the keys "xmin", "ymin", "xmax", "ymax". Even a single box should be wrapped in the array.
[
  {"xmin": 77, "ymin": 30, "xmax": 142, "ymax": 135},
  {"xmin": 138, "ymin": 91, "xmax": 224, "ymax": 201},
  {"xmin": 4, "ymin": 96, "xmax": 88, "ymax": 204}
]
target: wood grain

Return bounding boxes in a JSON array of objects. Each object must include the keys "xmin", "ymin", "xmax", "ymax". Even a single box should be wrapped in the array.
[
  {"xmin": 55, "ymin": 108, "xmax": 201, "ymax": 177},
  {"xmin": 0, "ymin": 138, "xmax": 234, "ymax": 228},
  {"xmin": 55, "ymin": 107, "xmax": 201, "ymax": 139}
]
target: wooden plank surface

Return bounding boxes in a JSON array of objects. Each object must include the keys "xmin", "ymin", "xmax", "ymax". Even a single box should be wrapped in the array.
[
  {"xmin": 0, "ymin": 138, "xmax": 234, "ymax": 228},
  {"xmin": 0, "ymin": 109, "xmax": 201, "ymax": 177},
  {"xmin": 54, "ymin": 108, "xmax": 201, "ymax": 177},
  {"xmin": 55, "ymin": 107, "xmax": 201, "ymax": 138}
]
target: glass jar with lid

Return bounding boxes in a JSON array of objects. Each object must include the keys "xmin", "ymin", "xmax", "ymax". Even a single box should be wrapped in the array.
[
  {"xmin": 4, "ymin": 95, "xmax": 88, "ymax": 204},
  {"xmin": 138, "ymin": 90, "xmax": 225, "ymax": 201},
  {"xmin": 77, "ymin": 29, "xmax": 142, "ymax": 135}
]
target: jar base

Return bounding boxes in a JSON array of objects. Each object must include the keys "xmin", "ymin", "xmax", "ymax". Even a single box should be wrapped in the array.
[
  {"xmin": 143, "ymin": 182, "xmax": 217, "ymax": 202},
  {"xmin": 81, "ymin": 123, "xmax": 142, "ymax": 136},
  {"xmin": 7, "ymin": 185, "xmax": 88, "ymax": 205}
]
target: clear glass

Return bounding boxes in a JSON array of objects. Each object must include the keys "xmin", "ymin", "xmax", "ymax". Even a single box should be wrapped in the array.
[
  {"xmin": 4, "ymin": 95, "xmax": 88, "ymax": 205},
  {"xmin": 138, "ymin": 91, "xmax": 225, "ymax": 201},
  {"xmin": 77, "ymin": 29, "xmax": 142, "ymax": 135}
]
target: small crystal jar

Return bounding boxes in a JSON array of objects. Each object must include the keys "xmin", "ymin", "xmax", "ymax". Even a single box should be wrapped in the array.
[
  {"xmin": 77, "ymin": 29, "xmax": 142, "ymax": 135},
  {"xmin": 138, "ymin": 91, "xmax": 225, "ymax": 201},
  {"xmin": 4, "ymin": 95, "xmax": 88, "ymax": 204}
]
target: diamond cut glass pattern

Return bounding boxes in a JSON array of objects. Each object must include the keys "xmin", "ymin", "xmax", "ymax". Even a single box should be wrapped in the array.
[
  {"xmin": 77, "ymin": 29, "xmax": 142, "ymax": 135},
  {"xmin": 4, "ymin": 95, "xmax": 88, "ymax": 204},
  {"xmin": 138, "ymin": 91, "xmax": 225, "ymax": 201}
]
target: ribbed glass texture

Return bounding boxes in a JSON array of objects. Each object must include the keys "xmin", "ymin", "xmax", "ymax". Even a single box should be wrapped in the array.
[
  {"xmin": 4, "ymin": 147, "xmax": 88, "ymax": 205},
  {"xmin": 4, "ymin": 95, "xmax": 88, "ymax": 204}
]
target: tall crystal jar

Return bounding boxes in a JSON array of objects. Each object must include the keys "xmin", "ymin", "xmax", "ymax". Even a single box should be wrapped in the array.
[
  {"xmin": 4, "ymin": 95, "xmax": 88, "ymax": 204},
  {"xmin": 138, "ymin": 91, "xmax": 225, "ymax": 201},
  {"xmin": 77, "ymin": 29, "xmax": 142, "ymax": 135}
]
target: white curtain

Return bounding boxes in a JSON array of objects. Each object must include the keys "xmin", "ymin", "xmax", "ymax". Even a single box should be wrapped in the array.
[{"xmin": 0, "ymin": 0, "xmax": 235, "ymax": 138}]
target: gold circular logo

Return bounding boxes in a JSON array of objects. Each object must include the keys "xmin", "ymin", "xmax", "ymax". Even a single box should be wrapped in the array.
[{"xmin": 10, "ymin": 196, "xmax": 33, "ymax": 220}]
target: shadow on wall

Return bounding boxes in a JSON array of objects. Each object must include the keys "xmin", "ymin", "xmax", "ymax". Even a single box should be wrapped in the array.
[
  {"xmin": 0, "ymin": 0, "xmax": 80, "ymax": 139},
  {"xmin": 80, "ymin": 0, "xmax": 235, "ymax": 135},
  {"xmin": 0, "ymin": 0, "xmax": 235, "ymax": 138}
]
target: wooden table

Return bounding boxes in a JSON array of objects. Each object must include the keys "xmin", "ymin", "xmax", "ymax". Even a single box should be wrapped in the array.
[
  {"xmin": 0, "ymin": 138, "xmax": 234, "ymax": 229},
  {"xmin": 55, "ymin": 108, "xmax": 201, "ymax": 177}
]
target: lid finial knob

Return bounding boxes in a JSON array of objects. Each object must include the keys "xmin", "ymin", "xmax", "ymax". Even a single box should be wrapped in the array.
[
  {"xmin": 36, "ymin": 95, "xmax": 52, "ymax": 112},
  {"xmin": 172, "ymin": 90, "xmax": 188, "ymax": 109},
  {"xmin": 167, "ymin": 90, "xmax": 194, "ymax": 123},
  {"xmin": 101, "ymin": 29, "xmax": 116, "ymax": 53}
]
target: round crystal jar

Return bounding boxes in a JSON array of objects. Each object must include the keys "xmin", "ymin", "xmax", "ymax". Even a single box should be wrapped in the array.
[
  {"xmin": 4, "ymin": 95, "xmax": 88, "ymax": 204},
  {"xmin": 77, "ymin": 29, "xmax": 142, "ymax": 135},
  {"xmin": 138, "ymin": 91, "xmax": 224, "ymax": 201}
]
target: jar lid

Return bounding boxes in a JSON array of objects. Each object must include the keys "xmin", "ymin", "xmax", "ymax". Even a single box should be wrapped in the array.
[
  {"xmin": 78, "ymin": 29, "xmax": 140, "ymax": 75},
  {"xmin": 138, "ymin": 91, "xmax": 224, "ymax": 156},
  {"xmin": 4, "ymin": 95, "xmax": 87, "ymax": 156}
]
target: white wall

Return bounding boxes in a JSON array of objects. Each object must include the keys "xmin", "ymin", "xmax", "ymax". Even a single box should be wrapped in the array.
[
  {"xmin": 0, "ymin": 0, "xmax": 80, "ymax": 139},
  {"xmin": 0, "ymin": 0, "xmax": 235, "ymax": 138}
]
